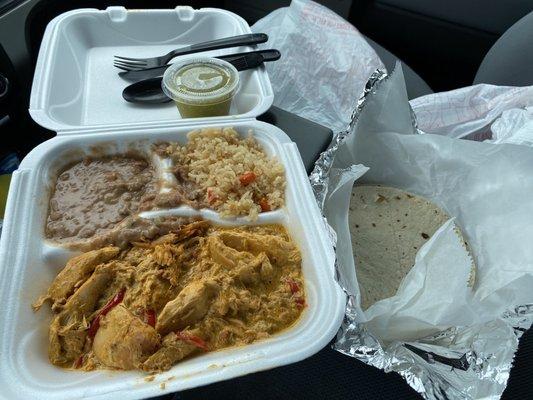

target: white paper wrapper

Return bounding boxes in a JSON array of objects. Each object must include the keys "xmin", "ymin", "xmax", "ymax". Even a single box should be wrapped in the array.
[
  {"xmin": 411, "ymin": 84, "xmax": 533, "ymax": 142},
  {"xmin": 313, "ymin": 64, "xmax": 533, "ymax": 399},
  {"xmin": 251, "ymin": 0, "xmax": 384, "ymax": 133},
  {"xmin": 365, "ymin": 219, "xmax": 480, "ymax": 342},
  {"xmin": 489, "ymin": 107, "xmax": 533, "ymax": 145}
]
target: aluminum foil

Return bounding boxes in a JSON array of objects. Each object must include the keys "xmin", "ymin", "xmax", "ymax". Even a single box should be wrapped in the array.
[
  {"xmin": 309, "ymin": 68, "xmax": 533, "ymax": 399},
  {"xmin": 309, "ymin": 68, "xmax": 387, "ymax": 210}
]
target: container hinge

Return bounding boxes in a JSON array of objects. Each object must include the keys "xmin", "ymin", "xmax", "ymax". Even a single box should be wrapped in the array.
[
  {"xmin": 175, "ymin": 6, "xmax": 194, "ymax": 21},
  {"xmin": 106, "ymin": 6, "xmax": 127, "ymax": 23}
]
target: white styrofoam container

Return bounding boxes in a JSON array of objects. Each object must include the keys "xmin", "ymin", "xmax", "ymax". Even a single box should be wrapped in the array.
[
  {"xmin": 0, "ymin": 7, "xmax": 345, "ymax": 400},
  {"xmin": 29, "ymin": 6, "xmax": 274, "ymax": 133}
]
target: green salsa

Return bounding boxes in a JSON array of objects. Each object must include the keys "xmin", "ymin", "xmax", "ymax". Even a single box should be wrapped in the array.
[{"xmin": 162, "ymin": 58, "xmax": 239, "ymax": 118}]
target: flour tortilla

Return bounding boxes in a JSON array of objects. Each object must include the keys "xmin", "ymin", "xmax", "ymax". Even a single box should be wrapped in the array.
[{"xmin": 349, "ymin": 185, "xmax": 473, "ymax": 310}]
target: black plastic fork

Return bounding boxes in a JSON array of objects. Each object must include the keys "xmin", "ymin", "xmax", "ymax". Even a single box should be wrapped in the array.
[{"xmin": 114, "ymin": 33, "xmax": 268, "ymax": 71}]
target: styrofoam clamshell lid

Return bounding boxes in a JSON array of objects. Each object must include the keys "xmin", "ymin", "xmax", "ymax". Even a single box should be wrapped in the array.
[{"xmin": 29, "ymin": 6, "xmax": 274, "ymax": 134}]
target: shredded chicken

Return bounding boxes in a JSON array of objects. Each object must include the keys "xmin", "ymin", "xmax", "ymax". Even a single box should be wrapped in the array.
[
  {"xmin": 33, "ymin": 246, "xmax": 119, "ymax": 311},
  {"xmin": 35, "ymin": 221, "xmax": 304, "ymax": 372},
  {"xmin": 93, "ymin": 305, "xmax": 159, "ymax": 369}
]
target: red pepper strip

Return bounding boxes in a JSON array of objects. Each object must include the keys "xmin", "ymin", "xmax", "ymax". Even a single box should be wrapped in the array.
[
  {"xmin": 145, "ymin": 309, "xmax": 156, "ymax": 327},
  {"xmin": 175, "ymin": 331, "xmax": 208, "ymax": 351},
  {"xmin": 258, "ymin": 198, "xmax": 271, "ymax": 212},
  {"xmin": 88, "ymin": 288, "xmax": 126, "ymax": 338},
  {"xmin": 207, "ymin": 188, "xmax": 218, "ymax": 204},
  {"xmin": 295, "ymin": 297, "xmax": 306, "ymax": 308},
  {"xmin": 239, "ymin": 171, "xmax": 256, "ymax": 186},
  {"xmin": 73, "ymin": 355, "xmax": 84, "ymax": 369},
  {"xmin": 286, "ymin": 279, "xmax": 300, "ymax": 294}
]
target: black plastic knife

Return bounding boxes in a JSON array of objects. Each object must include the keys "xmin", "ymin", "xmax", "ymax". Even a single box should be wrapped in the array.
[{"xmin": 119, "ymin": 49, "xmax": 280, "ymax": 81}]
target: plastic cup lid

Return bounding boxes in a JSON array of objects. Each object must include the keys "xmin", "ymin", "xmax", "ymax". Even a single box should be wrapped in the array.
[{"xmin": 162, "ymin": 57, "xmax": 239, "ymax": 105}]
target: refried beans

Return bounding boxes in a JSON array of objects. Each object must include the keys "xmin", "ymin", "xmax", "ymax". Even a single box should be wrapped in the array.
[{"xmin": 45, "ymin": 156, "xmax": 158, "ymax": 243}]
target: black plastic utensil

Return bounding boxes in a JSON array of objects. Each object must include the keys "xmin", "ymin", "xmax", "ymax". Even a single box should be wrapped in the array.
[
  {"xmin": 114, "ymin": 33, "xmax": 268, "ymax": 71},
  {"xmin": 122, "ymin": 50, "xmax": 281, "ymax": 104},
  {"xmin": 123, "ymin": 78, "xmax": 171, "ymax": 104},
  {"xmin": 119, "ymin": 49, "xmax": 280, "ymax": 81}
]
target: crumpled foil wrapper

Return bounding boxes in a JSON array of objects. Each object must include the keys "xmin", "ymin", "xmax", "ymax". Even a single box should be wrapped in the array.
[
  {"xmin": 309, "ymin": 69, "xmax": 533, "ymax": 399},
  {"xmin": 309, "ymin": 69, "xmax": 388, "ymax": 210}
]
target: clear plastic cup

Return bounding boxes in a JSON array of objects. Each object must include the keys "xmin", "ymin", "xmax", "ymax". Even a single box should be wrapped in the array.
[{"xmin": 161, "ymin": 57, "xmax": 239, "ymax": 118}]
